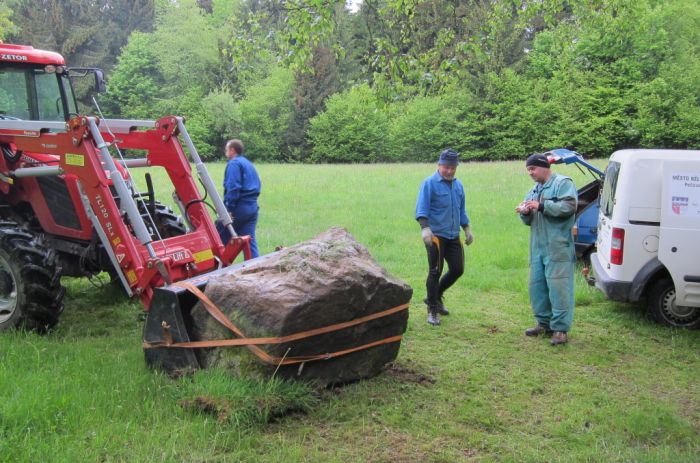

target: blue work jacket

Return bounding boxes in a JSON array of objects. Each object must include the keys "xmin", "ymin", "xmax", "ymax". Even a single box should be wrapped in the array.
[
  {"xmin": 415, "ymin": 171, "xmax": 469, "ymax": 239},
  {"xmin": 223, "ymin": 155, "xmax": 261, "ymax": 211},
  {"xmin": 520, "ymin": 173, "xmax": 577, "ymax": 262}
]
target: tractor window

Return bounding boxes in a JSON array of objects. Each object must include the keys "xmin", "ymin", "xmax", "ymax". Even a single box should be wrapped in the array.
[
  {"xmin": 35, "ymin": 70, "xmax": 64, "ymax": 121},
  {"xmin": 0, "ymin": 67, "xmax": 31, "ymax": 120},
  {"xmin": 60, "ymin": 74, "xmax": 78, "ymax": 117},
  {"xmin": 600, "ymin": 161, "xmax": 621, "ymax": 218}
]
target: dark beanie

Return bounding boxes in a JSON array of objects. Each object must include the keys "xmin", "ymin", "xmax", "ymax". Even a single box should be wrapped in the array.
[
  {"xmin": 526, "ymin": 153, "xmax": 550, "ymax": 169},
  {"xmin": 438, "ymin": 149, "xmax": 459, "ymax": 166}
]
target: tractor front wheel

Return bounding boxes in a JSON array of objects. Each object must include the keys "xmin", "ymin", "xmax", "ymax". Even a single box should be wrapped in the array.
[{"xmin": 0, "ymin": 222, "xmax": 65, "ymax": 332}]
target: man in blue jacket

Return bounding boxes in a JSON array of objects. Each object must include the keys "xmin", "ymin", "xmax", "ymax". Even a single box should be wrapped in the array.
[
  {"xmin": 517, "ymin": 153, "xmax": 577, "ymax": 345},
  {"xmin": 220, "ymin": 139, "xmax": 261, "ymax": 258},
  {"xmin": 415, "ymin": 149, "xmax": 473, "ymax": 326}
]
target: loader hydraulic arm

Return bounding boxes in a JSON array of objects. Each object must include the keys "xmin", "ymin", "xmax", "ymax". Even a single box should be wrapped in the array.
[{"xmin": 0, "ymin": 115, "xmax": 251, "ymax": 308}]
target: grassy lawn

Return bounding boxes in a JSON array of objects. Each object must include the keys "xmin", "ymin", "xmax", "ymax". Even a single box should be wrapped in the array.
[{"xmin": 1, "ymin": 162, "xmax": 698, "ymax": 462}]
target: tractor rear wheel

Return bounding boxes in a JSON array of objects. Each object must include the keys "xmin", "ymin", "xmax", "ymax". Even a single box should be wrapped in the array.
[
  {"xmin": 136, "ymin": 200, "xmax": 187, "ymax": 240},
  {"xmin": 0, "ymin": 222, "xmax": 65, "ymax": 332}
]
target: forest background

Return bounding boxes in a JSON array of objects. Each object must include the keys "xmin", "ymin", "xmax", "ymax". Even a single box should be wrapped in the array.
[{"xmin": 1, "ymin": 0, "xmax": 699, "ymax": 163}]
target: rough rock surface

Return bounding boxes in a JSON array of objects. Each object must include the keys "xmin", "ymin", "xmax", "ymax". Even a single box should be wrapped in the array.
[{"xmin": 190, "ymin": 227, "xmax": 412, "ymax": 386}]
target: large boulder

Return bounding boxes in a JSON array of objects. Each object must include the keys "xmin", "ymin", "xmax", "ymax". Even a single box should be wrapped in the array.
[{"xmin": 190, "ymin": 227, "xmax": 412, "ymax": 386}]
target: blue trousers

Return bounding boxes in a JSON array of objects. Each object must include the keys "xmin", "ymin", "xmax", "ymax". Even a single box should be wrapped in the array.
[
  {"xmin": 217, "ymin": 201, "xmax": 259, "ymax": 258},
  {"xmin": 529, "ymin": 253, "xmax": 574, "ymax": 332}
]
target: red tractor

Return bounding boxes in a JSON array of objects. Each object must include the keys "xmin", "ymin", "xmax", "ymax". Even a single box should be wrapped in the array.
[{"xmin": 0, "ymin": 43, "xmax": 250, "ymax": 371}]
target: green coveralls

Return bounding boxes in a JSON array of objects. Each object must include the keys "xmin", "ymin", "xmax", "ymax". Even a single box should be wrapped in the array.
[{"xmin": 520, "ymin": 173, "xmax": 578, "ymax": 332}]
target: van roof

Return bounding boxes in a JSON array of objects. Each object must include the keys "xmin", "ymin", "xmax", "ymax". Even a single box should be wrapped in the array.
[{"xmin": 611, "ymin": 149, "xmax": 700, "ymax": 163}]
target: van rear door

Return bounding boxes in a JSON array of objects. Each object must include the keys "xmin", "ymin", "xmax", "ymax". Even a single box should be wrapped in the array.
[
  {"xmin": 659, "ymin": 162, "xmax": 700, "ymax": 307},
  {"xmin": 596, "ymin": 161, "xmax": 621, "ymax": 267}
]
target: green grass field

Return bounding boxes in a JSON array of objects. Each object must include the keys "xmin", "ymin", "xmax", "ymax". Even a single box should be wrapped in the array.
[{"xmin": 1, "ymin": 162, "xmax": 698, "ymax": 462}]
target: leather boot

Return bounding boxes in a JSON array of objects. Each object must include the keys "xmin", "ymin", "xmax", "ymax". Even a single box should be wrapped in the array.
[
  {"xmin": 525, "ymin": 323, "xmax": 552, "ymax": 337},
  {"xmin": 550, "ymin": 331, "xmax": 568, "ymax": 345},
  {"xmin": 436, "ymin": 298, "xmax": 450, "ymax": 316},
  {"xmin": 426, "ymin": 305, "xmax": 441, "ymax": 326},
  {"xmin": 424, "ymin": 298, "xmax": 449, "ymax": 316}
]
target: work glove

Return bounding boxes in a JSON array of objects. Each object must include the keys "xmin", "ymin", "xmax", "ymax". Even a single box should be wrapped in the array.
[
  {"xmin": 463, "ymin": 225, "xmax": 474, "ymax": 246},
  {"xmin": 421, "ymin": 227, "xmax": 434, "ymax": 246}
]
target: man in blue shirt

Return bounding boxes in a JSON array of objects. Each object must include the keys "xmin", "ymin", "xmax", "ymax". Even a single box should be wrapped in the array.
[
  {"xmin": 219, "ymin": 139, "xmax": 261, "ymax": 258},
  {"xmin": 415, "ymin": 149, "xmax": 473, "ymax": 326}
]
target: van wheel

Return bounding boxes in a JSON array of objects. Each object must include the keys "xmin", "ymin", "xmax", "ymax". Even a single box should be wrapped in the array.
[{"xmin": 647, "ymin": 278, "xmax": 700, "ymax": 329}]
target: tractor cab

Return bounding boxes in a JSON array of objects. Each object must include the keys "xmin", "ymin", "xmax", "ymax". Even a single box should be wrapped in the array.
[{"xmin": 0, "ymin": 43, "xmax": 104, "ymax": 122}]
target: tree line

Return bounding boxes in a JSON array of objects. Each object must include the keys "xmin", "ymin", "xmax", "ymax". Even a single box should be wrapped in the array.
[{"xmin": 2, "ymin": 0, "xmax": 699, "ymax": 162}]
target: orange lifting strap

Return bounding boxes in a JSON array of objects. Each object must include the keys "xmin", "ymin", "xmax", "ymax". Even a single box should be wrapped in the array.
[{"xmin": 143, "ymin": 281, "xmax": 409, "ymax": 366}]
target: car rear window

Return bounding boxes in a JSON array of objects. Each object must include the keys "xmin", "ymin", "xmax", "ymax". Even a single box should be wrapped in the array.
[{"xmin": 600, "ymin": 161, "xmax": 621, "ymax": 218}]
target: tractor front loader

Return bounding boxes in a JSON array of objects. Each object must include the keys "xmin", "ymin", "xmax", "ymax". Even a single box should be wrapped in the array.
[{"xmin": 0, "ymin": 44, "xmax": 250, "ymax": 372}]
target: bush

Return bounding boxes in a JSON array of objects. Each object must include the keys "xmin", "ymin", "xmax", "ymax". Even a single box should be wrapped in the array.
[
  {"xmin": 201, "ymin": 88, "xmax": 243, "ymax": 157},
  {"xmin": 479, "ymin": 71, "xmax": 560, "ymax": 160},
  {"xmin": 237, "ymin": 67, "xmax": 294, "ymax": 161},
  {"xmin": 100, "ymin": 32, "xmax": 164, "ymax": 120},
  {"xmin": 308, "ymin": 84, "xmax": 389, "ymax": 163},
  {"xmin": 386, "ymin": 93, "xmax": 475, "ymax": 162},
  {"xmin": 633, "ymin": 61, "xmax": 700, "ymax": 148}
]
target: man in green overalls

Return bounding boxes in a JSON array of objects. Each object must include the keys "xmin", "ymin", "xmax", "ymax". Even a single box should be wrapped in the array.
[{"xmin": 517, "ymin": 153, "xmax": 578, "ymax": 345}]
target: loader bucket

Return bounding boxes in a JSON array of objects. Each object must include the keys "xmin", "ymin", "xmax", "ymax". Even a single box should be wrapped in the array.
[
  {"xmin": 143, "ymin": 283, "xmax": 201, "ymax": 374},
  {"xmin": 142, "ymin": 258, "xmax": 255, "ymax": 374}
]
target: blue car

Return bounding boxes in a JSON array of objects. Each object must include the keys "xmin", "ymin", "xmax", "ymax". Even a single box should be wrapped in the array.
[{"xmin": 544, "ymin": 148, "xmax": 605, "ymax": 262}]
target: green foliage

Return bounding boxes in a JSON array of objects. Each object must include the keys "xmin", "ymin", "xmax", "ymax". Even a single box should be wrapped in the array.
[
  {"xmin": 99, "ymin": 32, "xmax": 163, "ymax": 119},
  {"xmin": 0, "ymin": 1, "xmax": 17, "ymax": 40},
  {"xmin": 7, "ymin": 0, "xmax": 153, "ymax": 108},
  {"xmin": 630, "ymin": 0, "xmax": 700, "ymax": 148},
  {"xmin": 236, "ymin": 66, "xmax": 295, "ymax": 161},
  {"xmin": 225, "ymin": 0, "xmax": 340, "ymax": 74},
  {"xmin": 386, "ymin": 92, "xmax": 476, "ymax": 161},
  {"xmin": 282, "ymin": 0, "xmax": 339, "ymax": 71},
  {"xmin": 308, "ymin": 83, "xmax": 389, "ymax": 163},
  {"xmin": 7, "ymin": 0, "xmax": 700, "ymax": 161},
  {"xmin": 173, "ymin": 86, "xmax": 217, "ymax": 159},
  {"xmin": 151, "ymin": 0, "xmax": 219, "ymax": 88},
  {"xmin": 201, "ymin": 87, "xmax": 241, "ymax": 142},
  {"xmin": 287, "ymin": 47, "xmax": 342, "ymax": 162},
  {"xmin": 101, "ymin": 0, "xmax": 227, "ymax": 159}
]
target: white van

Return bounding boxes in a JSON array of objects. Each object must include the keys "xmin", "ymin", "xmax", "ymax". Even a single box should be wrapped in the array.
[{"xmin": 589, "ymin": 149, "xmax": 700, "ymax": 328}]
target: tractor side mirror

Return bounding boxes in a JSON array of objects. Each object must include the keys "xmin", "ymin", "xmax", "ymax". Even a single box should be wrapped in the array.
[
  {"xmin": 94, "ymin": 70, "xmax": 107, "ymax": 94},
  {"xmin": 68, "ymin": 67, "xmax": 107, "ymax": 94}
]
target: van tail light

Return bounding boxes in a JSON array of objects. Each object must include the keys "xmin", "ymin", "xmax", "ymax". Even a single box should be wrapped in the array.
[{"xmin": 610, "ymin": 227, "xmax": 625, "ymax": 265}]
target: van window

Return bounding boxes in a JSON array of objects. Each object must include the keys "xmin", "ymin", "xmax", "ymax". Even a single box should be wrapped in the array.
[{"xmin": 600, "ymin": 161, "xmax": 621, "ymax": 218}]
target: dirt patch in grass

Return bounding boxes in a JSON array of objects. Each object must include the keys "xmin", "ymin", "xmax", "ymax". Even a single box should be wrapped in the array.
[
  {"xmin": 180, "ymin": 396, "xmax": 232, "ymax": 424},
  {"xmin": 353, "ymin": 429, "xmax": 478, "ymax": 463},
  {"xmin": 487, "ymin": 325, "xmax": 501, "ymax": 335},
  {"xmin": 366, "ymin": 430, "xmax": 429, "ymax": 463},
  {"xmin": 385, "ymin": 363, "xmax": 436, "ymax": 385}
]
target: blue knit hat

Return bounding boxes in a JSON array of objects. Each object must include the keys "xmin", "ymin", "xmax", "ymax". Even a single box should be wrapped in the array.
[
  {"xmin": 526, "ymin": 153, "xmax": 550, "ymax": 169},
  {"xmin": 438, "ymin": 149, "xmax": 459, "ymax": 166}
]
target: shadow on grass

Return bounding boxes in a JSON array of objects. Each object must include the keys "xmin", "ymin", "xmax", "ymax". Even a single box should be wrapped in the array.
[{"xmin": 54, "ymin": 275, "xmax": 143, "ymax": 340}]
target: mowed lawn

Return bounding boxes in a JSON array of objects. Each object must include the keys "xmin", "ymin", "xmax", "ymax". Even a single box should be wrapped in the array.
[{"xmin": 1, "ymin": 162, "xmax": 698, "ymax": 462}]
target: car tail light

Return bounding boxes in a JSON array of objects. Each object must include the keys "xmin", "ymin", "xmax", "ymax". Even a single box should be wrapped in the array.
[{"xmin": 610, "ymin": 227, "xmax": 625, "ymax": 265}]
